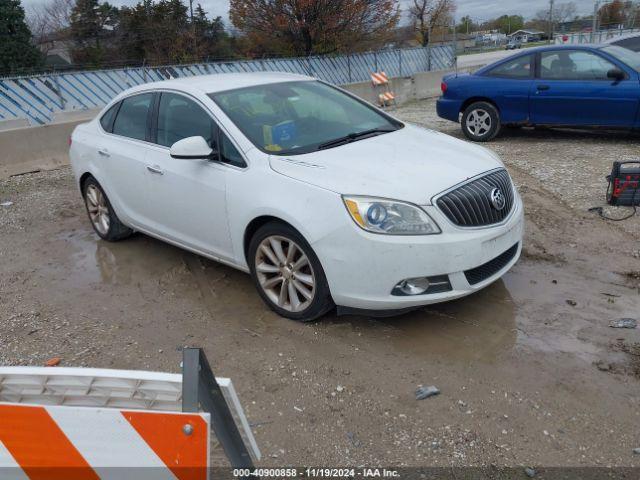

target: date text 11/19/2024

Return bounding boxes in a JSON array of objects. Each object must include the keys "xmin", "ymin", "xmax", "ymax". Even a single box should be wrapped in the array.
[{"xmin": 232, "ymin": 468, "xmax": 400, "ymax": 477}]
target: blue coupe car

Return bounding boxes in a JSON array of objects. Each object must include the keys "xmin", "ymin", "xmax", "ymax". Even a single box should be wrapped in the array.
[{"xmin": 437, "ymin": 44, "xmax": 640, "ymax": 142}]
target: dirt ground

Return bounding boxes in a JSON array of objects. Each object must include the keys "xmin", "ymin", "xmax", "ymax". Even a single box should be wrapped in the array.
[{"xmin": 1, "ymin": 98, "xmax": 639, "ymax": 469}]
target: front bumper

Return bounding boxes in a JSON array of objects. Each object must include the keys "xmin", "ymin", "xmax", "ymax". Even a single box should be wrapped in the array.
[{"xmin": 313, "ymin": 196, "xmax": 524, "ymax": 310}]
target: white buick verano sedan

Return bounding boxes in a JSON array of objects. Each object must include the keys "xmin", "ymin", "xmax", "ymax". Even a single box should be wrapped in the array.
[{"xmin": 70, "ymin": 72, "xmax": 524, "ymax": 321}]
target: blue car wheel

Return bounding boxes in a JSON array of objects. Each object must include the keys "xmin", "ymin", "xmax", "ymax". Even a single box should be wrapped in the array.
[{"xmin": 461, "ymin": 101, "xmax": 501, "ymax": 142}]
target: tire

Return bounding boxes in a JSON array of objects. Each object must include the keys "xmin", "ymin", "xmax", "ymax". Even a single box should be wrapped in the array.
[
  {"xmin": 248, "ymin": 222, "xmax": 334, "ymax": 322},
  {"xmin": 81, "ymin": 176, "xmax": 133, "ymax": 241},
  {"xmin": 461, "ymin": 101, "xmax": 501, "ymax": 142}
]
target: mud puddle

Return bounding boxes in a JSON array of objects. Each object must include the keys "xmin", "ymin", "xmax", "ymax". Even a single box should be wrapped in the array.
[
  {"xmin": 321, "ymin": 261, "xmax": 638, "ymax": 369},
  {"xmin": 54, "ymin": 228, "xmax": 640, "ymax": 373}
]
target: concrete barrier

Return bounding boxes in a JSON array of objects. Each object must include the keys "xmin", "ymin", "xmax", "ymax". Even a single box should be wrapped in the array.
[
  {"xmin": 1, "ymin": 118, "xmax": 87, "ymax": 178},
  {"xmin": 341, "ymin": 66, "xmax": 478, "ymax": 106},
  {"xmin": 0, "ymin": 65, "xmax": 483, "ymax": 179}
]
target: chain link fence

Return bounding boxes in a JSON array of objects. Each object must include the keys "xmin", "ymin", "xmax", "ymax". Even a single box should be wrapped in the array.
[
  {"xmin": 555, "ymin": 28, "xmax": 640, "ymax": 44},
  {"xmin": 0, "ymin": 45, "xmax": 455, "ymax": 127}
]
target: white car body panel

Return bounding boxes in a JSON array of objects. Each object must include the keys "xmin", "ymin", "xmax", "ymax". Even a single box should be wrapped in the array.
[
  {"xmin": 139, "ymin": 143, "xmax": 233, "ymax": 260},
  {"xmin": 269, "ymin": 123, "xmax": 502, "ymax": 205},
  {"xmin": 70, "ymin": 72, "xmax": 524, "ymax": 313}
]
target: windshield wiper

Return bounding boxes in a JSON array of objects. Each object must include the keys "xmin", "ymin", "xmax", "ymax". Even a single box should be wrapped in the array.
[{"xmin": 317, "ymin": 127, "xmax": 397, "ymax": 151}]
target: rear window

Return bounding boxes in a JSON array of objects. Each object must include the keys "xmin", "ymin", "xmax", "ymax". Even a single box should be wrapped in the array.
[
  {"xmin": 602, "ymin": 45, "xmax": 640, "ymax": 71},
  {"xmin": 611, "ymin": 36, "xmax": 640, "ymax": 52},
  {"xmin": 112, "ymin": 93, "xmax": 153, "ymax": 141},
  {"xmin": 100, "ymin": 103, "xmax": 119, "ymax": 132},
  {"xmin": 486, "ymin": 54, "xmax": 533, "ymax": 78}
]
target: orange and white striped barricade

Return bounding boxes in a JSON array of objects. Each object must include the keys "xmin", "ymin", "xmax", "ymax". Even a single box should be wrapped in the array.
[
  {"xmin": 370, "ymin": 71, "xmax": 396, "ymax": 107},
  {"xmin": 370, "ymin": 71, "xmax": 389, "ymax": 86},
  {"xmin": 0, "ymin": 354, "xmax": 261, "ymax": 479},
  {"xmin": 0, "ymin": 403, "xmax": 209, "ymax": 480},
  {"xmin": 378, "ymin": 91, "xmax": 396, "ymax": 107}
]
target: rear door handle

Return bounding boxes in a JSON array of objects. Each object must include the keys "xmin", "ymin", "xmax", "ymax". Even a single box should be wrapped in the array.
[
  {"xmin": 536, "ymin": 85, "xmax": 550, "ymax": 91},
  {"xmin": 146, "ymin": 164, "xmax": 164, "ymax": 175},
  {"xmin": 97, "ymin": 149, "xmax": 110, "ymax": 157}
]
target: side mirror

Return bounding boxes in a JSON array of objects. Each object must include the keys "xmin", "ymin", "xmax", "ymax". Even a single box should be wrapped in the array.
[
  {"xmin": 170, "ymin": 136, "xmax": 217, "ymax": 160},
  {"xmin": 607, "ymin": 67, "xmax": 625, "ymax": 81}
]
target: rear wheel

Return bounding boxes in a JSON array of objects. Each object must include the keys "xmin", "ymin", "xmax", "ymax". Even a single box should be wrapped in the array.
[
  {"xmin": 82, "ymin": 176, "xmax": 133, "ymax": 241},
  {"xmin": 461, "ymin": 101, "xmax": 501, "ymax": 142},
  {"xmin": 248, "ymin": 222, "xmax": 334, "ymax": 322}
]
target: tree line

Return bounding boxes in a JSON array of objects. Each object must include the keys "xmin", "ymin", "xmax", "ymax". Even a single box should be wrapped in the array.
[
  {"xmin": 4, "ymin": 0, "xmax": 638, "ymax": 76},
  {"xmin": 3, "ymin": 0, "xmax": 459, "ymax": 75}
]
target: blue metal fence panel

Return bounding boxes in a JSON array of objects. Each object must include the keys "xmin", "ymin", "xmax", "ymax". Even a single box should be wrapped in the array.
[
  {"xmin": 555, "ymin": 28, "xmax": 640, "ymax": 45},
  {"xmin": 0, "ymin": 45, "xmax": 454, "ymax": 126}
]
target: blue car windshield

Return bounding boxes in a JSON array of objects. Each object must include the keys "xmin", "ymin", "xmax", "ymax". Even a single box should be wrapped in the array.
[
  {"xmin": 209, "ymin": 81, "xmax": 402, "ymax": 156},
  {"xmin": 602, "ymin": 45, "xmax": 640, "ymax": 71}
]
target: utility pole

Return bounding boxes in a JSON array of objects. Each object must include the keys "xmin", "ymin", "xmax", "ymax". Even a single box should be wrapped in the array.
[
  {"xmin": 548, "ymin": 0, "xmax": 555, "ymax": 44},
  {"xmin": 189, "ymin": 0, "xmax": 196, "ymax": 58},
  {"xmin": 591, "ymin": 1, "xmax": 599, "ymax": 42}
]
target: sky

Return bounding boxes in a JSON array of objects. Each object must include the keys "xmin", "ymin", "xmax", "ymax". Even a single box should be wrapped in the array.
[{"xmin": 23, "ymin": 0, "xmax": 595, "ymax": 25}]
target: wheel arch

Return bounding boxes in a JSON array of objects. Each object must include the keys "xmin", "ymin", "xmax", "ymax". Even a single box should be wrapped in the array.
[
  {"xmin": 79, "ymin": 172, "xmax": 94, "ymax": 191},
  {"xmin": 460, "ymin": 97, "xmax": 500, "ymax": 115},
  {"xmin": 243, "ymin": 215, "xmax": 302, "ymax": 264}
]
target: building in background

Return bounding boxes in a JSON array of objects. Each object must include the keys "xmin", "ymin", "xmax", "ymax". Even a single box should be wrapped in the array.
[
  {"xmin": 36, "ymin": 33, "xmax": 73, "ymax": 69},
  {"xmin": 509, "ymin": 29, "xmax": 545, "ymax": 43}
]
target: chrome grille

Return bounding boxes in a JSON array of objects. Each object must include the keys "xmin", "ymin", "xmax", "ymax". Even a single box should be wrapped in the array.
[{"xmin": 436, "ymin": 169, "xmax": 514, "ymax": 227}]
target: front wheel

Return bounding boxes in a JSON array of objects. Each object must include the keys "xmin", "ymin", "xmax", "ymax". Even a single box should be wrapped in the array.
[
  {"xmin": 461, "ymin": 101, "xmax": 501, "ymax": 142},
  {"xmin": 248, "ymin": 222, "xmax": 334, "ymax": 322},
  {"xmin": 82, "ymin": 176, "xmax": 133, "ymax": 241}
]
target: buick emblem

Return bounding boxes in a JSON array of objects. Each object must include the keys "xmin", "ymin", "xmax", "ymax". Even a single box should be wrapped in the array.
[{"xmin": 489, "ymin": 188, "xmax": 506, "ymax": 211}]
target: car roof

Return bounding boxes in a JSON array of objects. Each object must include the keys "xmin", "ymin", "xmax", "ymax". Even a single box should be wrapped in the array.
[
  {"xmin": 474, "ymin": 44, "xmax": 612, "ymax": 75},
  {"xmin": 511, "ymin": 43, "xmax": 606, "ymax": 54},
  {"xmin": 604, "ymin": 32, "xmax": 640, "ymax": 44},
  {"xmin": 124, "ymin": 71, "xmax": 315, "ymax": 96}
]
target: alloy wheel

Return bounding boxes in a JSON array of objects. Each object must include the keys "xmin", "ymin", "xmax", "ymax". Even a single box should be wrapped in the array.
[
  {"xmin": 85, "ymin": 184, "xmax": 110, "ymax": 235},
  {"xmin": 255, "ymin": 235, "xmax": 316, "ymax": 313},
  {"xmin": 466, "ymin": 109, "xmax": 492, "ymax": 137}
]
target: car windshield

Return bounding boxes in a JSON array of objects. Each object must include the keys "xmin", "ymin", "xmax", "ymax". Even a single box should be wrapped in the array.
[
  {"xmin": 602, "ymin": 45, "xmax": 640, "ymax": 71},
  {"xmin": 209, "ymin": 80, "xmax": 402, "ymax": 155}
]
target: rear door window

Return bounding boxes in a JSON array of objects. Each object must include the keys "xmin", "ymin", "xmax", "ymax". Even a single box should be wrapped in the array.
[
  {"xmin": 612, "ymin": 36, "xmax": 640, "ymax": 52},
  {"xmin": 486, "ymin": 54, "xmax": 533, "ymax": 78},
  {"xmin": 100, "ymin": 102, "xmax": 119, "ymax": 132},
  {"xmin": 112, "ymin": 93, "xmax": 153, "ymax": 141}
]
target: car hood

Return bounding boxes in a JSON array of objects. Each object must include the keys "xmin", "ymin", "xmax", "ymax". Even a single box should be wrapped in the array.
[{"xmin": 268, "ymin": 124, "xmax": 504, "ymax": 205}]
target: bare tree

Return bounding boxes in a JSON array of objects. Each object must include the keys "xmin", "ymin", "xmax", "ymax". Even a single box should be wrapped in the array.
[
  {"xmin": 408, "ymin": 0, "xmax": 456, "ymax": 47},
  {"xmin": 530, "ymin": 1, "xmax": 576, "ymax": 33},
  {"xmin": 554, "ymin": 2, "xmax": 577, "ymax": 24},
  {"xmin": 230, "ymin": 0, "xmax": 400, "ymax": 56},
  {"xmin": 27, "ymin": 0, "xmax": 74, "ymax": 53}
]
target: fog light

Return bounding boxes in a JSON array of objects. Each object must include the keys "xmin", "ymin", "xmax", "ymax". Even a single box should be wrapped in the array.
[
  {"xmin": 395, "ymin": 277, "xmax": 431, "ymax": 296},
  {"xmin": 391, "ymin": 275, "xmax": 452, "ymax": 296}
]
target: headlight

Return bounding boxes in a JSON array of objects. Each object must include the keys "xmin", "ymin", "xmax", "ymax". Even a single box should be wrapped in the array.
[{"xmin": 342, "ymin": 196, "xmax": 440, "ymax": 235}]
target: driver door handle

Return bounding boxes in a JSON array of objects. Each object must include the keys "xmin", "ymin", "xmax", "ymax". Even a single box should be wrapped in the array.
[
  {"xmin": 97, "ymin": 148, "xmax": 110, "ymax": 157},
  {"xmin": 146, "ymin": 164, "xmax": 164, "ymax": 175}
]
